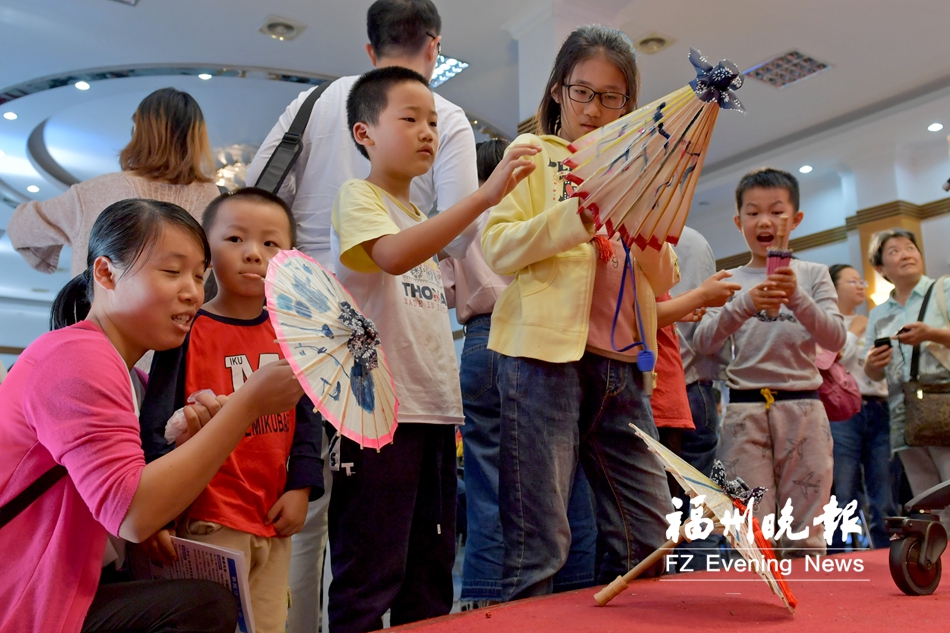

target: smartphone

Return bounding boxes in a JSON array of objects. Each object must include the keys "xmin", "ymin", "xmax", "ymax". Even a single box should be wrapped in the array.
[{"xmin": 874, "ymin": 337, "xmax": 892, "ymax": 349}]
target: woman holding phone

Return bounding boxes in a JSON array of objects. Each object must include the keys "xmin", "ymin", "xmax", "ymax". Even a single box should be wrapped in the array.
[{"xmin": 865, "ymin": 229, "xmax": 950, "ymax": 527}]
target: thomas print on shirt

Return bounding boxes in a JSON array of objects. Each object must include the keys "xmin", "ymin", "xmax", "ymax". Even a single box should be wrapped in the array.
[
  {"xmin": 401, "ymin": 260, "xmax": 448, "ymax": 313},
  {"xmin": 225, "ymin": 352, "xmax": 294, "ymax": 437}
]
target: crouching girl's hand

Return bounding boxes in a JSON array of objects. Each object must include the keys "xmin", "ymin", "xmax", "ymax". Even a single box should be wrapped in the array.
[
  {"xmin": 238, "ymin": 360, "xmax": 304, "ymax": 420},
  {"xmin": 139, "ymin": 527, "xmax": 178, "ymax": 566}
]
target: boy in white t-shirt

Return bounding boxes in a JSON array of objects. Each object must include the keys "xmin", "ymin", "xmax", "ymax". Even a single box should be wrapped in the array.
[{"xmin": 327, "ymin": 67, "xmax": 538, "ymax": 633}]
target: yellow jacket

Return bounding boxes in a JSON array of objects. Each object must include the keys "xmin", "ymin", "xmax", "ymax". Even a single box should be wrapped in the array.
[{"xmin": 481, "ymin": 133, "xmax": 679, "ymax": 364}]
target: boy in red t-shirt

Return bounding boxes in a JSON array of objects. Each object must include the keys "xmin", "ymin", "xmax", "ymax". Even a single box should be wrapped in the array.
[{"xmin": 140, "ymin": 189, "xmax": 323, "ymax": 633}]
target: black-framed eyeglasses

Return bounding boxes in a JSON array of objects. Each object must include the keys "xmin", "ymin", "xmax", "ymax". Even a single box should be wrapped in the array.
[
  {"xmin": 564, "ymin": 84, "xmax": 629, "ymax": 110},
  {"xmin": 426, "ymin": 31, "xmax": 441, "ymax": 58}
]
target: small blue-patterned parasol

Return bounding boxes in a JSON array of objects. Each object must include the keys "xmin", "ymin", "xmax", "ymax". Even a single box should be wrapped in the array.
[{"xmin": 265, "ymin": 249, "xmax": 397, "ymax": 449}]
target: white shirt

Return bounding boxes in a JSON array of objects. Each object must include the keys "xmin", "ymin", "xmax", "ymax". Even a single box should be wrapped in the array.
[
  {"xmin": 331, "ymin": 180, "xmax": 463, "ymax": 426},
  {"xmin": 246, "ymin": 75, "xmax": 479, "ymax": 268}
]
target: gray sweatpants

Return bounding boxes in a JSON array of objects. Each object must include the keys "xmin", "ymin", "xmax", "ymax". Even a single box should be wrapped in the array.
[{"xmin": 717, "ymin": 398, "xmax": 834, "ymax": 557}]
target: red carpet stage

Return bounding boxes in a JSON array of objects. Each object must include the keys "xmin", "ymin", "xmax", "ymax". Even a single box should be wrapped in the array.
[{"xmin": 394, "ymin": 549, "xmax": 947, "ymax": 632}]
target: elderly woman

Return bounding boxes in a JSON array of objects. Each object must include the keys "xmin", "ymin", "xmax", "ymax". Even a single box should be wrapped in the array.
[
  {"xmin": 865, "ymin": 229, "xmax": 950, "ymax": 523},
  {"xmin": 8, "ymin": 87, "xmax": 220, "ymax": 276}
]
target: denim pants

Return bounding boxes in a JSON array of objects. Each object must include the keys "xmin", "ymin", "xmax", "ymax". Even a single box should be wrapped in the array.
[
  {"xmin": 497, "ymin": 351, "xmax": 673, "ymax": 600},
  {"xmin": 829, "ymin": 398, "xmax": 896, "ymax": 549},
  {"xmin": 458, "ymin": 315, "xmax": 596, "ymax": 601},
  {"xmin": 672, "ymin": 381, "xmax": 724, "ymax": 568},
  {"xmin": 680, "ymin": 382, "xmax": 721, "ymax": 477}
]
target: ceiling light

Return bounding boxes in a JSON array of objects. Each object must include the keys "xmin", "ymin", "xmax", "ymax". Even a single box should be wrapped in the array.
[
  {"xmin": 3, "ymin": 112, "xmax": 17, "ymax": 120},
  {"xmin": 74, "ymin": 81, "xmax": 90, "ymax": 90},
  {"xmin": 27, "ymin": 185, "xmax": 39, "ymax": 193},
  {"xmin": 198, "ymin": 73, "xmax": 213, "ymax": 80},
  {"xmin": 799, "ymin": 165, "xmax": 813, "ymax": 174},
  {"xmin": 430, "ymin": 55, "xmax": 469, "ymax": 88},
  {"xmin": 928, "ymin": 123, "xmax": 944, "ymax": 132},
  {"xmin": 631, "ymin": 31, "xmax": 676, "ymax": 55},
  {"xmin": 260, "ymin": 15, "xmax": 306, "ymax": 41},
  {"xmin": 746, "ymin": 50, "xmax": 830, "ymax": 88}
]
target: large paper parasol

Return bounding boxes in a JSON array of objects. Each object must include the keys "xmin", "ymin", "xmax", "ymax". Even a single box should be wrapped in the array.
[
  {"xmin": 594, "ymin": 425, "xmax": 797, "ymax": 613},
  {"xmin": 265, "ymin": 250, "xmax": 398, "ymax": 449},
  {"xmin": 564, "ymin": 48, "xmax": 744, "ymax": 251}
]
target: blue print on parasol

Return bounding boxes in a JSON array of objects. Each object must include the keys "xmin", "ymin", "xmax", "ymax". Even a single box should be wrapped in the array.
[
  {"xmin": 277, "ymin": 293, "xmax": 294, "ymax": 312},
  {"xmin": 291, "ymin": 272, "xmax": 332, "ymax": 314},
  {"xmin": 350, "ymin": 361, "xmax": 377, "ymax": 412},
  {"xmin": 294, "ymin": 298, "xmax": 312, "ymax": 319}
]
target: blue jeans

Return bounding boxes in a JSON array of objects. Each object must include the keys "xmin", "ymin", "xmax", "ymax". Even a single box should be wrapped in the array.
[
  {"xmin": 458, "ymin": 315, "xmax": 595, "ymax": 601},
  {"xmin": 829, "ymin": 398, "xmax": 895, "ymax": 549},
  {"xmin": 680, "ymin": 382, "xmax": 721, "ymax": 477},
  {"xmin": 497, "ymin": 352, "xmax": 672, "ymax": 600},
  {"xmin": 672, "ymin": 381, "xmax": 725, "ymax": 569}
]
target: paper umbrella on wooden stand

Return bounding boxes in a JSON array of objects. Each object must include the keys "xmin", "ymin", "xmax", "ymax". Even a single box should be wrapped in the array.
[
  {"xmin": 565, "ymin": 47, "xmax": 745, "ymax": 251},
  {"xmin": 265, "ymin": 250, "xmax": 398, "ymax": 449},
  {"xmin": 594, "ymin": 425, "xmax": 798, "ymax": 613}
]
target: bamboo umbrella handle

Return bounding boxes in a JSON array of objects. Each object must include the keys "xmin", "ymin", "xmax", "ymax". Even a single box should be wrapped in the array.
[
  {"xmin": 594, "ymin": 538, "xmax": 676, "ymax": 606},
  {"xmin": 594, "ymin": 506, "xmax": 716, "ymax": 606}
]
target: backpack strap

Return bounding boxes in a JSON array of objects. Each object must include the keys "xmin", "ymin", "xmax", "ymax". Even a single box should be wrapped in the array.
[
  {"xmin": 910, "ymin": 281, "xmax": 937, "ymax": 381},
  {"xmin": 0, "ymin": 464, "xmax": 68, "ymax": 529},
  {"xmin": 254, "ymin": 80, "xmax": 335, "ymax": 194}
]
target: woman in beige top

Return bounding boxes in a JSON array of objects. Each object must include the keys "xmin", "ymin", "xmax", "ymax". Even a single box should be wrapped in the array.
[{"xmin": 8, "ymin": 88, "xmax": 221, "ymax": 276}]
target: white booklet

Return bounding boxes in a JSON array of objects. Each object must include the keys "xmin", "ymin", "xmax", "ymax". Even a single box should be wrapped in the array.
[{"xmin": 129, "ymin": 536, "xmax": 256, "ymax": 633}]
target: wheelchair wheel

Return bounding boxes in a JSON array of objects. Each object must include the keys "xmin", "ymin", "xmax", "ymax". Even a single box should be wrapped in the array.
[{"xmin": 890, "ymin": 535, "xmax": 942, "ymax": 596}]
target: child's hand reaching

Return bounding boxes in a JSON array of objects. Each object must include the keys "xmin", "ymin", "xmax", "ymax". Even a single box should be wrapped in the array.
[
  {"xmin": 478, "ymin": 143, "xmax": 541, "ymax": 207},
  {"xmin": 697, "ymin": 270, "xmax": 742, "ymax": 308},
  {"xmin": 679, "ymin": 307, "xmax": 706, "ymax": 323},
  {"xmin": 139, "ymin": 527, "xmax": 178, "ymax": 566},
  {"xmin": 266, "ymin": 488, "xmax": 310, "ymax": 537}
]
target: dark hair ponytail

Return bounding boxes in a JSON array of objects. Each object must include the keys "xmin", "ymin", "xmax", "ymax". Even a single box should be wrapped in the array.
[
  {"xmin": 50, "ymin": 198, "xmax": 210, "ymax": 330},
  {"xmin": 50, "ymin": 271, "xmax": 93, "ymax": 330}
]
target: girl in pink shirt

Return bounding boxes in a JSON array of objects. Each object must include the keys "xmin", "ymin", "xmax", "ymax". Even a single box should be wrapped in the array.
[{"xmin": 0, "ymin": 199, "xmax": 303, "ymax": 633}]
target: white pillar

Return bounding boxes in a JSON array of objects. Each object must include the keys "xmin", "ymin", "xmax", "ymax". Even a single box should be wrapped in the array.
[{"xmin": 503, "ymin": 0, "xmax": 620, "ymax": 124}]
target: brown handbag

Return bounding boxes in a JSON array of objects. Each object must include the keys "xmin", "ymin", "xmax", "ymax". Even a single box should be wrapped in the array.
[{"xmin": 903, "ymin": 281, "xmax": 950, "ymax": 446}]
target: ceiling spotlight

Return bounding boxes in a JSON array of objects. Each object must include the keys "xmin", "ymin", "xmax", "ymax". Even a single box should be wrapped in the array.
[
  {"xmin": 3, "ymin": 112, "xmax": 17, "ymax": 120},
  {"xmin": 632, "ymin": 31, "xmax": 676, "ymax": 55},
  {"xmin": 928, "ymin": 123, "xmax": 944, "ymax": 132},
  {"xmin": 799, "ymin": 165, "xmax": 813, "ymax": 174},
  {"xmin": 260, "ymin": 15, "xmax": 306, "ymax": 41},
  {"xmin": 198, "ymin": 73, "xmax": 213, "ymax": 80},
  {"xmin": 74, "ymin": 81, "xmax": 90, "ymax": 90},
  {"xmin": 27, "ymin": 185, "xmax": 39, "ymax": 193}
]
